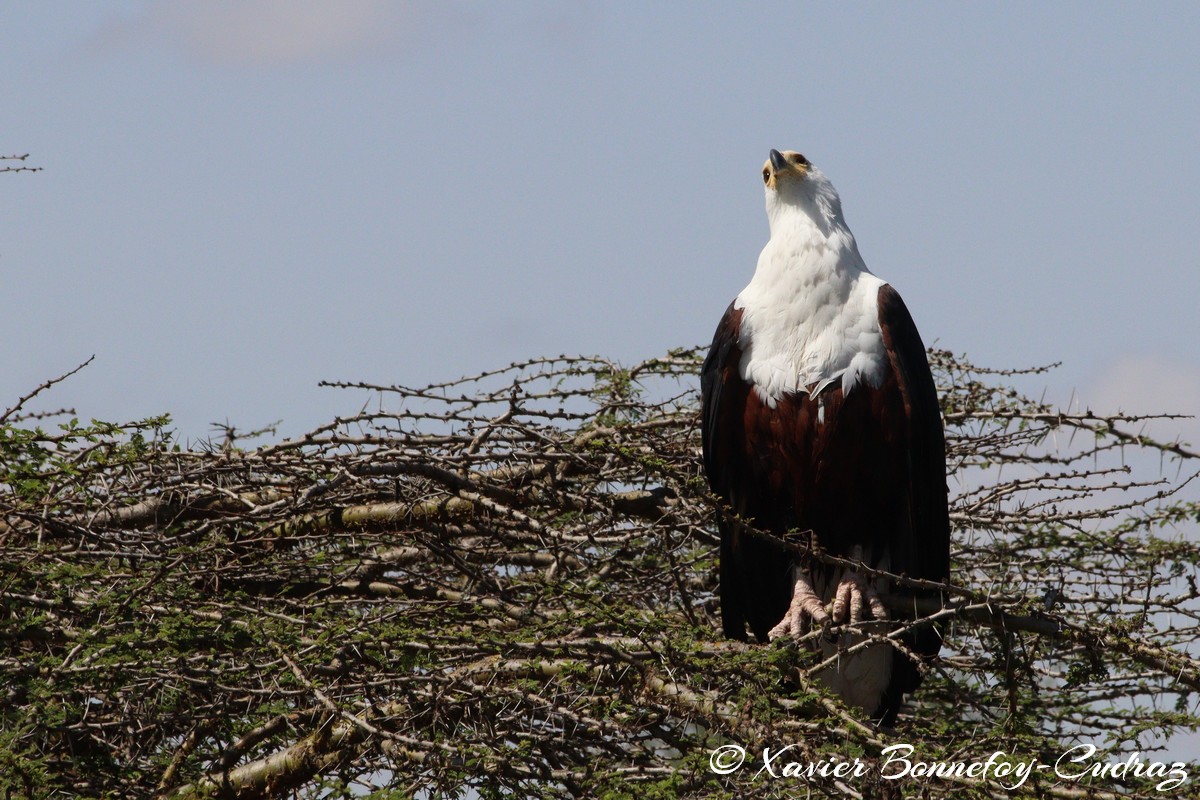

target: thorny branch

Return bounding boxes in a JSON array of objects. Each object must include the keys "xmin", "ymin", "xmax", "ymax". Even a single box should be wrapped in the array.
[
  {"xmin": 1, "ymin": 347, "xmax": 1198, "ymax": 799},
  {"xmin": 0, "ymin": 153, "xmax": 42, "ymax": 174}
]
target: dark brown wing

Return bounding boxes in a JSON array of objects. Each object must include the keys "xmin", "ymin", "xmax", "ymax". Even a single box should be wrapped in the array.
[
  {"xmin": 701, "ymin": 304, "xmax": 805, "ymax": 642},
  {"xmin": 876, "ymin": 283, "xmax": 951, "ymax": 591},
  {"xmin": 700, "ymin": 303, "xmax": 744, "ymax": 506},
  {"xmin": 700, "ymin": 303, "xmax": 755, "ymax": 640},
  {"xmin": 872, "ymin": 283, "xmax": 951, "ymax": 720}
]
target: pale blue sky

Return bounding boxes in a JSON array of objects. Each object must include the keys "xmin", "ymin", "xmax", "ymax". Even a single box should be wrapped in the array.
[{"xmin": 5, "ymin": 2, "xmax": 1199, "ymax": 443}]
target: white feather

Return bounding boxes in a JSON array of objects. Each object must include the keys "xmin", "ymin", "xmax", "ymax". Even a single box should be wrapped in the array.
[{"xmin": 734, "ymin": 163, "xmax": 889, "ymax": 405}]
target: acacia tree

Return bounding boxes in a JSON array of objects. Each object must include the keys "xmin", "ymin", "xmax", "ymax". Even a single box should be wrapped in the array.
[{"xmin": 1, "ymin": 347, "xmax": 1198, "ymax": 799}]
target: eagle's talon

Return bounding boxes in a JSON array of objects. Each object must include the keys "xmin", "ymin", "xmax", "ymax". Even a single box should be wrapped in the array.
[
  {"xmin": 829, "ymin": 569, "xmax": 889, "ymax": 625},
  {"xmin": 767, "ymin": 570, "xmax": 830, "ymax": 642},
  {"xmin": 770, "ymin": 560, "xmax": 890, "ymax": 643}
]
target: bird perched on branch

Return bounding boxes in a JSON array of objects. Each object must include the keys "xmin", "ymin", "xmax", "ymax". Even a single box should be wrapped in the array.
[{"xmin": 701, "ymin": 149, "xmax": 950, "ymax": 725}]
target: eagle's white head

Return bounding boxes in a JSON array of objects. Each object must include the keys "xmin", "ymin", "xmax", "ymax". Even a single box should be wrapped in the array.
[
  {"xmin": 736, "ymin": 149, "xmax": 881, "ymax": 401},
  {"xmin": 760, "ymin": 149, "xmax": 849, "ymax": 240}
]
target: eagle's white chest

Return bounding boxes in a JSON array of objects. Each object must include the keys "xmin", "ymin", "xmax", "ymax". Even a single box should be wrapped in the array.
[{"xmin": 734, "ymin": 236, "xmax": 888, "ymax": 405}]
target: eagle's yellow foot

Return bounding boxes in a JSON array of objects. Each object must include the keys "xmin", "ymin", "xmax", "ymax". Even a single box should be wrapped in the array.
[
  {"xmin": 831, "ymin": 545, "xmax": 889, "ymax": 624},
  {"xmin": 768, "ymin": 546, "xmax": 890, "ymax": 641},
  {"xmin": 831, "ymin": 569, "xmax": 889, "ymax": 625},
  {"xmin": 767, "ymin": 571, "xmax": 829, "ymax": 641}
]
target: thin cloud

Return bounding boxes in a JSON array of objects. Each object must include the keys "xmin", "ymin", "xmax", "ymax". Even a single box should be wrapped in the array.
[{"xmin": 92, "ymin": 0, "xmax": 416, "ymax": 66}]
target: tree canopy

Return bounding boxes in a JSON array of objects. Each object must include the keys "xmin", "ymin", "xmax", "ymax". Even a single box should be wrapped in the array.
[{"xmin": 2, "ymin": 348, "xmax": 1198, "ymax": 799}]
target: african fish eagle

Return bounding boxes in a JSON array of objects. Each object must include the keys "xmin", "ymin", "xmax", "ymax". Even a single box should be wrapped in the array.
[{"xmin": 700, "ymin": 149, "xmax": 950, "ymax": 725}]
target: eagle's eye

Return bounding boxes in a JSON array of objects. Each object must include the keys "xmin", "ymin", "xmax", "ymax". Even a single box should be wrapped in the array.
[
  {"xmin": 791, "ymin": 153, "xmax": 809, "ymax": 166},
  {"xmin": 762, "ymin": 167, "xmax": 771, "ymax": 184}
]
